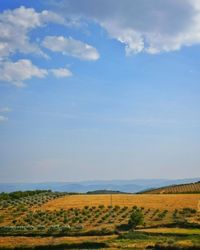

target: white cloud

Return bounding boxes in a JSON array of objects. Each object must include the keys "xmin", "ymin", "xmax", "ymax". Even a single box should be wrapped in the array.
[
  {"xmin": 0, "ymin": 115, "xmax": 8, "ymax": 122},
  {"xmin": 0, "ymin": 59, "xmax": 47, "ymax": 87},
  {"xmin": 0, "ymin": 107, "xmax": 11, "ymax": 123},
  {"xmin": 0, "ymin": 6, "xmax": 103, "ymax": 87},
  {"xmin": 0, "ymin": 107, "xmax": 12, "ymax": 113},
  {"xmin": 51, "ymin": 68, "xmax": 72, "ymax": 78},
  {"xmin": 42, "ymin": 36, "xmax": 100, "ymax": 60},
  {"xmin": 58, "ymin": 0, "xmax": 200, "ymax": 54},
  {"xmin": 0, "ymin": 6, "xmax": 65, "ymax": 58}
]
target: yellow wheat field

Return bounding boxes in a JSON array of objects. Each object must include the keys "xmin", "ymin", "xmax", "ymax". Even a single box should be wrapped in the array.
[{"xmin": 40, "ymin": 194, "xmax": 200, "ymax": 211}]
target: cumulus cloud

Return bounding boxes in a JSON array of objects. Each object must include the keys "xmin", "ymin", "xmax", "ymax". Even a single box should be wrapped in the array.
[
  {"xmin": 51, "ymin": 68, "xmax": 73, "ymax": 78},
  {"xmin": 0, "ymin": 115, "xmax": 8, "ymax": 122},
  {"xmin": 0, "ymin": 59, "xmax": 47, "ymax": 87},
  {"xmin": 0, "ymin": 6, "xmax": 65, "ymax": 58},
  {"xmin": 57, "ymin": 0, "xmax": 200, "ymax": 54},
  {"xmin": 0, "ymin": 6, "xmax": 101, "ymax": 87},
  {"xmin": 42, "ymin": 36, "xmax": 100, "ymax": 60}
]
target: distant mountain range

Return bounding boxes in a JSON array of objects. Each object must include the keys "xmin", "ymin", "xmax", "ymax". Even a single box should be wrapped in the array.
[{"xmin": 0, "ymin": 177, "xmax": 199, "ymax": 193}]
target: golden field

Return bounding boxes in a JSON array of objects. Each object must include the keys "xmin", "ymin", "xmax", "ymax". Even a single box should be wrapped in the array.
[
  {"xmin": 1, "ymin": 193, "xmax": 200, "ymax": 249},
  {"xmin": 40, "ymin": 194, "xmax": 200, "ymax": 211},
  {"xmin": 0, "ymin": 235, "xmax": 114, "ymax": 248},
  {"xmin": 138, "ymin": 228, "xmax": 200, "ymax": 235}
]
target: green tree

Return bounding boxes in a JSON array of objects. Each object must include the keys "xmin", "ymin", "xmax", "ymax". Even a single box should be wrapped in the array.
[{"xmin": 128, "ymin": 208, "xmax": 144, "ymax": 230}]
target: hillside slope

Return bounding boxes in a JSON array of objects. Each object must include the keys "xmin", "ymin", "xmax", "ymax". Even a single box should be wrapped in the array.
[{"xmin": 140, "ymin": 181, "xmax": 200, "ymax": 194}]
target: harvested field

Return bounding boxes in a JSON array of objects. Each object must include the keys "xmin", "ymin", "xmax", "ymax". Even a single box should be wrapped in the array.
[
  {"xmin": 138, "ymin": 228, "xmax": 200, "ymax": 235},
  {"xmin": 0, "ymin": 235, "xmax": 114, "ymax": 248},
  {"xmin": 40, "ymin": 194, "xmax": 200, "ymax": 211}
]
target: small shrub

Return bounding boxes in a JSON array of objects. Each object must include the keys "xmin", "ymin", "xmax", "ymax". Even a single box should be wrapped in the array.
[{"xmin": 128, "ymin": 208, "xmax": 144, "ymax": 230}]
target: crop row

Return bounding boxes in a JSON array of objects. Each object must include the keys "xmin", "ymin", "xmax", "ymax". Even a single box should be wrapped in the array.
[
  {"xmin": 11, "ymin": 206, "xmax": 195, "ymax": 227},
  {"xmin": 0, "ymin": 192, "xmax": 64, "ymax": 209}
]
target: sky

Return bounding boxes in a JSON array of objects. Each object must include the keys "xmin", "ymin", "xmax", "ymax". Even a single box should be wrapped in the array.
[{"xmin": 0, "ymin": 0, "xmax": 200, "ymax": 183}]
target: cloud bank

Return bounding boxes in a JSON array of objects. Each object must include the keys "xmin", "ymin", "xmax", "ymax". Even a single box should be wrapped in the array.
[
  {"xmin": 59, "ymin": 0, "xmax": 200, "ymax": 54},
  {"xmin": 1, "ymin": 1, "xmax": 200, "ymax": 87}
]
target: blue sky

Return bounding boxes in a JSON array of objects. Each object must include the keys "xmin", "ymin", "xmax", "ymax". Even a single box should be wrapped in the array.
[{"xmin": 0, "ymin": 0, "xmax": 200, "ymax": 182}]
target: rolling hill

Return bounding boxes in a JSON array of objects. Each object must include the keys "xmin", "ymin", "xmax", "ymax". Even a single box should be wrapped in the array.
[{"xmin": 139, "ymin": 181, "xmax": 200, "ymax": 194}]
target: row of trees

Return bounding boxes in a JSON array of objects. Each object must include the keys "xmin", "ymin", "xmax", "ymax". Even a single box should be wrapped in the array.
[{"xmin": 0, "ymin": 190, "xmax": 52, "ymax": 201}]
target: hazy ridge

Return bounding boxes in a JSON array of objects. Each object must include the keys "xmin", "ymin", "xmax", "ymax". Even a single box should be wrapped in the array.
[{"xmin": 0, "ymin": 177, "xmax": 199, "ymax": 193}]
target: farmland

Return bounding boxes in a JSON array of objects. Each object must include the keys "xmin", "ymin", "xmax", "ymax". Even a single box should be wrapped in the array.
[
  {"xmin": 0, "ymin": 235, "xmax": 114, "ymax": 248},
  {"xmin": 0, "ymin": 191, "xmax": 200, "ymax": 249},
  {"xmin": 141, "ymin": 181, "xmax": 200, "ymax": 194},
  {"xmin": 40, "ymin": 193, "xmax": 200, "ymax": 211}
]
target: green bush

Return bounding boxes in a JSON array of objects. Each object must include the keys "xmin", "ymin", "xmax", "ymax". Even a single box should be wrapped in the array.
[{"xmin": 128, "ymin": 208, "xmax": 144, "ymax": 230}]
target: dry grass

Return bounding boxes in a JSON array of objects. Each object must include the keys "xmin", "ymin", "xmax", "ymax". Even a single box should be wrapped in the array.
[
  {"xmin": 138, "ymin": 228, "xmax": 200, "ymax": 235},
  {"xmin": 0, "ymin": 235, "xmax": 115, "ymax": 247},
  {"xmin": 40, "ymin": 194, "xmax": 200, "ymax": 211}
]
